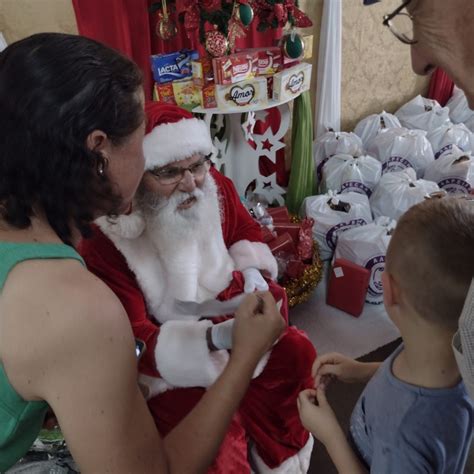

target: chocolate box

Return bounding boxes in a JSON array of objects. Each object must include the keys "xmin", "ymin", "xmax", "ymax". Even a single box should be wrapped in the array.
[
  {"xmin": 172, "ymin": 79, "xmax": 201, "ymax": 111},
  {"xmin": 191, "ymin": 57, "xmax": 214, "ymax": 87},
  {"xmin": 151, "ymin": 49, "xmax": 199, "ymax": 84},
  {"xmin": 215, "ymin": 76, "xmax": 268, "ymax": 110},
  {"xmin": 273, "ymin": 62, "xmax": 312, "ymax": 102},
  {"xmin": 237, "ymin": 47, "xmax": 282, "ymax": 75},
  {"xmin": 213, "ymin": 51, "xmax": 258, "ymax": 85},
  {"xmin": 197, "ymin": 83, "xmax": 217, "ymax": 109}
]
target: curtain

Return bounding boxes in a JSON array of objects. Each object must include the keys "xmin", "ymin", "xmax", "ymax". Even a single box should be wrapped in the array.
[
  {"xmin": 286, "ymin": 91, "xmax": 315, "ymax": 214},
  {"xmin": 72, "ymin": 0, "xmax": 154, "ymax": 100},
  {"xmin": 314, "ymin": 0, "xmax": 342, "ymax": 139},
  {"xmin": 427, "ymin": 67, "xmax": 454, "ymax": 106}
]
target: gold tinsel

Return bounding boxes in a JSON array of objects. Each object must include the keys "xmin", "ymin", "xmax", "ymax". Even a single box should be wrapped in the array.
[{"xmin": 282, "ymin": 241, "xmax": 323, "ymax": 308}]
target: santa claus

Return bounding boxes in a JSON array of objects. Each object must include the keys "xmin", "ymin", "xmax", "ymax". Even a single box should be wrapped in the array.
[{"xmin": 79, "ymin": 103, "xmax": 316, "ymax": 473}]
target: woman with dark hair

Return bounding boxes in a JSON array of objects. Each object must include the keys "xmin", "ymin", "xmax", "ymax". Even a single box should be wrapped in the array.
[{"xmin": 0, "ymin": 33, "xmax": 284, "ymax": 473}]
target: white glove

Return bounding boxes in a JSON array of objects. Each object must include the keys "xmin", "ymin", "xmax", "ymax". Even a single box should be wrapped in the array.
[
  {"xmin": 210, "ymin": 319, "xmax": 235, "ymax": 350},
  {"xmin": 242, "ymin": 267, "xmax": 269, "ymax": 293}
]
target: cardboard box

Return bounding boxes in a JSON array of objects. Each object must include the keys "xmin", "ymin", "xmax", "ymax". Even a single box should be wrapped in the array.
[
  {"xmin": 273, "ymin": 62, "xmax": 312, "ymax": 102},
  {"xmin": 326, "ymin": 259, "xmax": 370, "ymax": 317},
  {"xmin": 237, "ymin": 47, "xmax": 282, "ymax": 75},
  {"xmin": 197, "ymin": 83, "xmax": 217, "ymax": 109},
  {"xmin": 153, "ymin": 82, "xmax": 176, "ymax": 104},
  {"xmin": 151, "ymin": 49, "xmax": 199, "ymax": 84},
  {"xmin": 213, "ymin": 51, "xmax": 258, "ymax": 85},
  {"xmin": 172, "ymin": 79, "xmax": 201, "ymax": 111},
  {"xmin": 215, "ymin": 77, "xmax": 268, "ymax": 110},
  {"xmin": 191, "ymin": 57, "xmax": 214, "ymax": 87}
]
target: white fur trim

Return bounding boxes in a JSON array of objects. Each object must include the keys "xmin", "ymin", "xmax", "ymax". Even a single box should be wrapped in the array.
[
  {"xmin": 229, "ymin": 240, "xmax": 278, "ymax": 280},
  {"xmin": 143, "ymin": 118, "xmax": 213, "ymax": 170},
  {"xmin": 155, "ymin": 320, "xmax": 229, "ymax": 387},
  {"xmin": 252, "ymin": 351, "xmax": 271, "ymax": 379},
  {"xmin": 138, "ymin": 374, "xmax": 175, "ymax": 400},
  {"xmin": 250, "ymin": 435, "xmax": 314, "ymax": 473},
  {"xmin": 95, "ymin": 210, "xmax": 146, "ymax": 240}
]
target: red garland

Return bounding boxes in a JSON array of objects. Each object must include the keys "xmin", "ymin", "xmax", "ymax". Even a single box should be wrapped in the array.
[{"xmin": 252, "ymin": 0, "xmax": 312, "ymax": 28}]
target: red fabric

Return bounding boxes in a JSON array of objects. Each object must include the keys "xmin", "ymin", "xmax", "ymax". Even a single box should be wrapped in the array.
[
  {"xmin": 428, "ymin": 68, "xmax": 455, "ymax": 107},
  {"xmin": 145, "ymin": 101, "xmax": 194, "ymax": 134},
  {"xmin": 72, "ymin": 0, "xmax": 154, "ymax": 100}
]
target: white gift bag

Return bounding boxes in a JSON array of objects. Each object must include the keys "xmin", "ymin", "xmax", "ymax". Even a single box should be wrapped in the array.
[
  {"xmin": 301, "ymin": 191, "xmax": 373, "ymax": 261},
  {"xmin": 367, "ymin": 127, "xmax": 435, "ymax": 178},
  {"xmin": 427, "ymin": 123, "xmax": 474, "ymax": 159},
  {"xmin": 313, "ymin": 131, "xmax": 364, "ymax": 183},
  {"xmin": 335, "ymin": 216, "xmax": 396, "ymax": 305},
  {"xmin": 320, "ymin": 153, "xmax": 382, "ymax": 197},
  {"xmin": 446, "ymin": 87, "xmax": 474, "ymax": 124},
  {"xmin": 370, "ymin": 168, "xmax": 440, "ymax": 220},
  {"xmin": 424, "ymin": 146, "xmax": 474, "ymax": 194},
  {"xmin": 354, "ymin": 111, "xmax": 402, "ymax": 148},
  {"xmin": 395, "ymin": 95, "xmax": 451, "ymax": 132}
]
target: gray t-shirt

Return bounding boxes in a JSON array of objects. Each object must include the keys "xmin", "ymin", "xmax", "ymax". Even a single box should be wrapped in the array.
[{"xmin": 350, "ymin": 344, "xmax": 473, "ymax": 473}]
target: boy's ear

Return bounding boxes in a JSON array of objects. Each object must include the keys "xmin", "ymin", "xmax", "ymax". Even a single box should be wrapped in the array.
[{"xmin": 382, "ymin": 270, "xmax": 398, "ymax": 309}]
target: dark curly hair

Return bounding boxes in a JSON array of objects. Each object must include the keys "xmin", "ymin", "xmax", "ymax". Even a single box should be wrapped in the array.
[{"xmin": 0, "ymin": 33, "xmax": 144, "ymax": 244}]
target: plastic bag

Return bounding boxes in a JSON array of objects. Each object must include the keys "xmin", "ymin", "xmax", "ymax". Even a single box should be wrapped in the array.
[
  {"xmin": 301, "ymin": 191, "xmax": 373, "ymax": 261},
  {"xmin": 334, "ymin": 216, "xmax": 396, "ymax": 304},
  {"xmin": 395, "ymin": 95, "xmax": 451, "ymax": 131},
  {"xmin": 424, "ymin": 146, "xmax": 474, "ymax": 194},
  {"xmin": 354, "ymin": 111, "xmax": 402, "ymax": 148},
  {"xmin": 446, "ymin": 87, "xmax": 474, "ymax": 124},
  {"xmin": 313, "ymin": 131, "xmax": 364, "ymax": 184},
  {"xmin": 320, "ymin": 153, "xmax": 382, "ymax": 197},
  {"xmin": 370, "ymin": 168, "xmax": 440, "ymax": 220},
  {"xmin": 427, "ymin": 123, "xmax": 474, "ymax": 159},
  {"xmin": 367, "ymin": 127, "xmax": 434, "ymax": 178}
]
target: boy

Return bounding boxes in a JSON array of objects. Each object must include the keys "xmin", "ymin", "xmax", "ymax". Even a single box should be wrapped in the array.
[{"xmin": 298, "ymin": 197, "xmax": 474, "ymax": 473}]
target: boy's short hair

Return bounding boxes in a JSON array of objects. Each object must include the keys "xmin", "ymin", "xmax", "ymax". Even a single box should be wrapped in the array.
[{"xmin": 386, "ymin": 197, "xmax": 474, "ymax": 330}]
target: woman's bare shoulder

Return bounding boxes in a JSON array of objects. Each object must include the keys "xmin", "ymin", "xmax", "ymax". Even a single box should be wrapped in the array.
[{"xmin": 1, "ymin": 257, "xmax": 134, "ymax": 399}]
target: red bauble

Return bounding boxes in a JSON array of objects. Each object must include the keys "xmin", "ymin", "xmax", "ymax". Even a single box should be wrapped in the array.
[{"xmin": 205, "ymin": 29, "xmax": 229, "ymax": 57}]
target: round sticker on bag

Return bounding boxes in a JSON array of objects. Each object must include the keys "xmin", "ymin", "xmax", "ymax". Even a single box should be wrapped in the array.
[
  {"xmin": 364, "ymin": 255, "xmax": 385, "ymax": 304},
  {"xmin": 382, "ymin": 156, "xmax": 413, "ymax": 174},
  {"xmin": 326, "ymin": 219, "xmax": 368, "ymax": 251},
  {"xmin": 438, "ymin": 177, "xmax": 471, "ymax": 194}
]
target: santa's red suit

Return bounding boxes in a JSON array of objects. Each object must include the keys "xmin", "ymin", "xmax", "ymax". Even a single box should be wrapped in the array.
[{"xmin": 78, "ymin": 104, "xmax": 316, "ymax": 473}]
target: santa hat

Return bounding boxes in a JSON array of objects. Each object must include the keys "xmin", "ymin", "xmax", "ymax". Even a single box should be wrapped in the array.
[{"xmin": 143, "ymin": 102, "xmax": 213, "ymax": 170}]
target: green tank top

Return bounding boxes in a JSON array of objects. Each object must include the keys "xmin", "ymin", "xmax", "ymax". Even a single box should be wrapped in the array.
[{"xmin": 0, "ymin": 242, "xmax": 84, "ymax": 472}]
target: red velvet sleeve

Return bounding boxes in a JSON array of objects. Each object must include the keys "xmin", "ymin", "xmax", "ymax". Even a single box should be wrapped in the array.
[
  {"xmin": 210, "ymin": 167, "xmax": 263, "ymax": 247},
  {"xmin": 78, "ymin": 226, "xmax": 161, "ymax": 378}
]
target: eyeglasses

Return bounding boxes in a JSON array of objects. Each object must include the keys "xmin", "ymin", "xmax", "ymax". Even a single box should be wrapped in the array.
[
  {"xmin": 383, "ymin": 0, "xmax": 417, "ymax": 45},
  {"xmin": 150, "ymin": 156, "xmax": 211, "ymax": 185}
]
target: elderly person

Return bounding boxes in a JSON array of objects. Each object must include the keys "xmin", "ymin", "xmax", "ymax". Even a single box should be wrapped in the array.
[
  {"xmin": 364, "ymin": 0, "xmax": 474, "ymax": 398},
  {"xmin": 79, "ymin": 102, "xmax": 316, "ymax": 473}
]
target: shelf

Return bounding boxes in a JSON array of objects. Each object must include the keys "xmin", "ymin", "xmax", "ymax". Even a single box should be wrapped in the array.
[{"xmin": 192, "ymin": 90, "xmax": 303, "ymax": 115}]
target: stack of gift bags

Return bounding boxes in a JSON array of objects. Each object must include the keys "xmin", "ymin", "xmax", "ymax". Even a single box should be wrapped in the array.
[{"xmin": 303, "ymin": 93, "xmax": 474, "ymax": 317}]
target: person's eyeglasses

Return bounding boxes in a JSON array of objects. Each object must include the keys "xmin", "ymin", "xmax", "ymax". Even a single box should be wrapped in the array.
[
  {"xmin": 383, "ymin": 0, "xmax": 417, "ymax": 45},
  {"xmin": 150, "ymin": 156, "xmax": 211, "ymax": 185}
]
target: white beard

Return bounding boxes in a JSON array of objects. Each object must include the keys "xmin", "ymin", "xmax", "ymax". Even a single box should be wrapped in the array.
[{"xmin": 122, "ymin": 174, "xmax": 235, "ymax": 323}]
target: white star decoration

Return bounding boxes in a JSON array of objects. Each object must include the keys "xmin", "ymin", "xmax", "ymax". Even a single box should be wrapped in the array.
[
  {"xmin": 242, "ymin": 111, "xmax": 256, "ymax": 141},
  {"xmin": 253, "ymin": 126, "xmax": 286, "ymax": 161},
  {"xmin": 253, "ymin": 173, "xmax": 286, "ymax": 206}
]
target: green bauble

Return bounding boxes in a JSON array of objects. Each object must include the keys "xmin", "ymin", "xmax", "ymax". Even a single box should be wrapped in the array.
[
  {"xmin": 283, "ymin": 33, "xmax": 304, "ymax": 59},
  {"xmin": 237, "ymin": 3, "xmax": 254, "ymax": 27}
]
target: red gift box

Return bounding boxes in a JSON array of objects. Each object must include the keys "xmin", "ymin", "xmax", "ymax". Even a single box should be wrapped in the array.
[
  {"xmin": 261, "ymin": 226, "xmax": 275, "ymax": 243},
  {"xmin": 273, "ymin": 222, "xmax": 300, "ymax": 245},
  {"xmin": 268, "ymin": 232, "xmax": 296, "ymax": 256},
  {"xmin": 267, "ymin": 206, "xmax": 290, "ymax": 221},
  {"xmin": 326, "ymin": 259, "xmax": 370, "ymax": 317},
  {"xmin": 286, "ymin": 259, "xmax": 306, "ymax": 279}
]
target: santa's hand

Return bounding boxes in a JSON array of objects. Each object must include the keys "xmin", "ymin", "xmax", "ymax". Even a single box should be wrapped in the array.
[
  {"xmin": 210, "ymin": 319, "xmax": 235, "ymax": 350},
  {"xmin": 243, "ymin": 268, "xmax": 269, "ymax": 293}
]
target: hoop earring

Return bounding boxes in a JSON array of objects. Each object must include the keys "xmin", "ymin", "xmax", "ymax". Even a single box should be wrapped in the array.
[{"xmin": 97, "ymin": 155, "xmax": 108, "ymax": 177}]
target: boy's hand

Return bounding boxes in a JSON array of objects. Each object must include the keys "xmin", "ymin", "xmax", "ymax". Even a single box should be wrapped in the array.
[
  {"xmin": 297, "ymin": 387, "xmax": 342, "ymax": 446},
  {"xmin": 312, "ymin": 352, "xmax": 379, "ymax": 386}
]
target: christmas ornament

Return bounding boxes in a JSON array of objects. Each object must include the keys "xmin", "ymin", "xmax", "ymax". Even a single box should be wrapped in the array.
[
  {"xmin": 205, "ymin": 28, "xmax": 229, "ymax": 57},
  {"xmin": 156, "ymin": 0, "xmax": 177, "ymax": 40},
  {"xmin": 236, "ymin": 2, "xmax": 254, "ymax": 27},
  {"xmin": 282, "ymin": 31, "xmax": 304, "ymax": 59}
]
